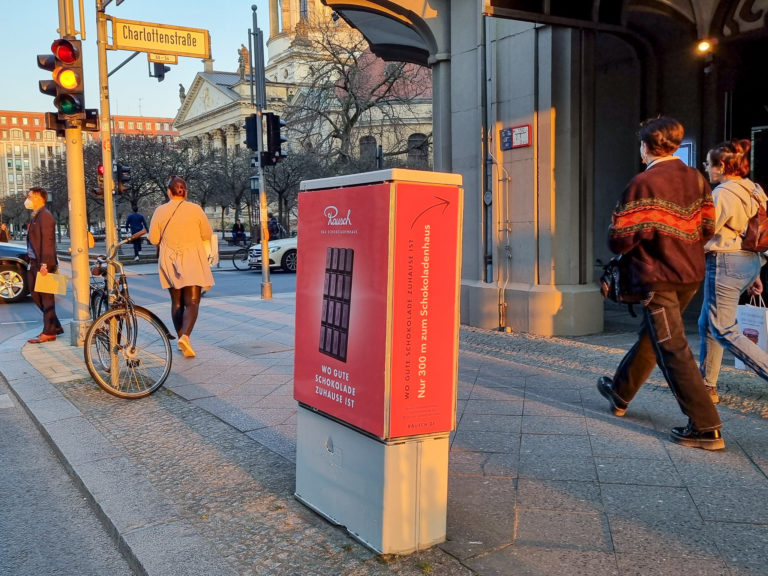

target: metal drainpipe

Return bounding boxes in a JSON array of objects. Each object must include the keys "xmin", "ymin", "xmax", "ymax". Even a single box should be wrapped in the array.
[{"xmin": 481, "ymin": 16, "xmax": 508, "ymax": 330}]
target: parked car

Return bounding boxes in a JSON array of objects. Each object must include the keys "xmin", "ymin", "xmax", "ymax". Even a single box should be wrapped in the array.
[
  {"xmin": 248, "ymin": 236, "xmax": 298, "ymax": 272},
  {"xmin": 0, "ymin": 241, "xmax": 30, "ymax": 303}
]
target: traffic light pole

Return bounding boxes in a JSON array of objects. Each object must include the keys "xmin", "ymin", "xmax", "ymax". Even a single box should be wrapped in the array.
[
  {"xmin": 250, "ymin": 5, "xmax": 271, "ymax": 300},
  {"xmin": 96, "ymin": 1, "xmax": 118, "ymax": 296},
  {"xmin": 58, "ymin": 0, "xmax": 91, "ymax": 345}
]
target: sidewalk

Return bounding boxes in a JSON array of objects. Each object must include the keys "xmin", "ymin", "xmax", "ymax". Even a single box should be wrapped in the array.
[{"xmin": 3, "ymin": 287, "xmax": 768, "ymax": 575}]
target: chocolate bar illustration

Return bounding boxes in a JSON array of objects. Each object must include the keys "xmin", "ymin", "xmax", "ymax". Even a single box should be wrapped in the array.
[{"xmin": 319, "ymin": 247, "xmax": 354, "ymax": 361}]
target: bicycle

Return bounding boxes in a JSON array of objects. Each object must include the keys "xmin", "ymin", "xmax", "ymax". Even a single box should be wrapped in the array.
[
  {"xmin": 232, "ymin": 244, "xmax": 255, "ymax": 270},
  {"xmin": 89, "ymin": 258, "xmax": 109, "ymax": 320},
  {"xmin": 83, "ymin": 230, "xmax": 174, "ymax": 399}
]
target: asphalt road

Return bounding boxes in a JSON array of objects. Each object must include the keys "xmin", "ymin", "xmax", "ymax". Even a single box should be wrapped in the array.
[
  {"xmin": 0, "ymin": 263, "xmax": 297, "ymax": 342},
  {"xmin": 0, "ymin": 351, "xmax": 137, "ymax": 575}
]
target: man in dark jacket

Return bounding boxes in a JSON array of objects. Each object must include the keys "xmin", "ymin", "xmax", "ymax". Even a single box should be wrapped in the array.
[
  {"xmin": 125, "ymin": 203, "xmax": 149, "ymax": 260},
  {"xmin": 597, "ymin": 117, "xmax": 724, "ymax": 450},
  {"xmin": 25, "ymin": 187, "xmax": 62, "ymax": 343}
]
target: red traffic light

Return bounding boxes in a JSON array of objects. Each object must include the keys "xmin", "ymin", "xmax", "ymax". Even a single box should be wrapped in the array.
[
  {"xmin": 97, "ymin": 164, "xmax": 105, "ymax": 176},
  {"xmin": 51, "ymin": 39, "xmax": 79, "ymax": 64}
]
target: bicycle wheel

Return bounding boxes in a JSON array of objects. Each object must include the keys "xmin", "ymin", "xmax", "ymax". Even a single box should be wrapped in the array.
[
  {"xmin": 232, "ymin": 247, "xmax": 250, "ymax": 270},
  {"xmin": 84, "ymin": 307, "xmax": 172, "ymax": 399},
  {"xmin": 89, "ymin": 288, "xmax": 108, "ymax": 321}
]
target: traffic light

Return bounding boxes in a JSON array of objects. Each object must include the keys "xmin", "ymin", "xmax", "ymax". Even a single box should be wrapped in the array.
[
  {"xmin": 265, "ymin": 113, "xmax": 287, "ymax": 161},
  {"xmin": 152, "ymin": 62, "xmax": 171, "ymax": 82},
  {"xmin": 37, "ymin": 38, "xmax": 85, "ymax": 120},
  {"xmin": 115, "ymin": 163, "xmax": 131, "ymax": 193},
  {"xmin": 243, "ymin": 114, "xmax": 258, "ymax": 151},
  {"xmin": 261, "ymin": 151, "xmax": 280, "ymax": 167},
  {"xmin": 93, "ymin": 164, "xmax": 105, "ymax": 196}
]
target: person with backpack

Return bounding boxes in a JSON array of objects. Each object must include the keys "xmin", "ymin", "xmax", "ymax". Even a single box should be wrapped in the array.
[
  {"xmin": 698, "ymin": 138, "xmax": 768, "ymax": 402},
  {"xmin": 267, "ymin": 213, "xmax": 285, "ymax": 239}
]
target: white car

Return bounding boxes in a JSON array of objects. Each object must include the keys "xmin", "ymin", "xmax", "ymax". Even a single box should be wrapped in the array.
[{"xmin": 247, "ymin": 236, "xmax": 298, "ymax": 273}]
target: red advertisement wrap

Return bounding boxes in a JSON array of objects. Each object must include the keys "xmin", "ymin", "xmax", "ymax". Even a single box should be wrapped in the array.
[
  {"xmin": 294, "ymin": 184, "xmax": 392, "ymax": 437},
  {"xmin": 294, "ymin": 176, "xmax": 462, "ymax": 439},
  {"xmin": 388, "ymin": 183, "xmax": 462, "ymax": 437}
]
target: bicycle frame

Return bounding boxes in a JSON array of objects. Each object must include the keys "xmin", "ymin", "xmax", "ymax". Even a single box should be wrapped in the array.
[{"xmin": 86, "ymin": 230, "xmax": 175, "ymax": 396}]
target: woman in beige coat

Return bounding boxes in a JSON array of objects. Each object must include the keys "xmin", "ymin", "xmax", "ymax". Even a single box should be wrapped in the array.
[{"xmin": 149, "ymin": 175, "xmax": 214, "ymax": 358}]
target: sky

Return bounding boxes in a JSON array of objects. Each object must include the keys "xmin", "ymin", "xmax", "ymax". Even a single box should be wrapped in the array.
[{"xmin": 1, "ymin": 0, "xmax": 269, "ymax": 119}]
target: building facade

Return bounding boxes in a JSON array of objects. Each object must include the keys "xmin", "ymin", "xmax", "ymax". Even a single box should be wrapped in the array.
[
  {"xmin": 173, "ymin": 0, "xmax": 432, "ymax": 168},
  {"xmin": 324, "ymin": 0, "xmax": 768, "ymax": 336},
  {"xmin": 0, "ymin": 110, "xmax": 178, "ymax": 200}
]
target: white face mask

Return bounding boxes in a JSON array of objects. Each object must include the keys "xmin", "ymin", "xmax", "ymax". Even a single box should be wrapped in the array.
[{"xmin": 24, "ymin": 198, "xmax": 34, "ymax": 210}]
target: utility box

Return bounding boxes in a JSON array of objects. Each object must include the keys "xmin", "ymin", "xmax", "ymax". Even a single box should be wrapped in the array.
[{"xmin": 293, "ymin": 169, "xmax": 463, "ymax": 554}]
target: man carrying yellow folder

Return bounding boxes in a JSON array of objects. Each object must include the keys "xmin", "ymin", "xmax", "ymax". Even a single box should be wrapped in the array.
[{"xmin": 25, "ymin": 187, "xmax": 63, "ymax": 344}]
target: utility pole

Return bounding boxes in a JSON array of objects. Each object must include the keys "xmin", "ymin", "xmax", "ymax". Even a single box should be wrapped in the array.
[
  {"xmin": 96, "ymin": 0, "xmax": 117, "ymax": 301},
  {"xmin": 250, "ymin": 4, "xmax": 272, "ymax": 299}
]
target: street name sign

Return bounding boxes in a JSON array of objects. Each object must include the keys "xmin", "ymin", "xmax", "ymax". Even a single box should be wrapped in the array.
[{"xmin": 108, "ymin": 17, "xmax": 211, "ymax": 59}]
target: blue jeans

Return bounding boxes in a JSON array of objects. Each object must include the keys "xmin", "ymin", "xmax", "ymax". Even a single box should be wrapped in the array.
[
  {"xmin": 698, "ymin": 251, "xmax": 768, "ymax": 387},
  {"xmin": 613, "ymin": 287, "xmax": 721, "ymax": 432}
]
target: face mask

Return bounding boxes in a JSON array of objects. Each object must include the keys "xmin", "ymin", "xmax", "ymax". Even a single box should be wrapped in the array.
[{"xmin": 24, "ymin": 198, "xmax": 34, "ymax": 210}]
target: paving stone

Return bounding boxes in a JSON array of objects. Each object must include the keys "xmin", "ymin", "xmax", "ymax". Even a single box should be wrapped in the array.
[
  {"xmin": 516, "ymin": 479, "xmax": 603, "ymax": 513},
  {"xmin": 594, "ymin": 456, "xmax": 683, "ymax": 486},
  {"xmin": 464, "ymin": 545, "xmax": 620, "ymax": 576}
]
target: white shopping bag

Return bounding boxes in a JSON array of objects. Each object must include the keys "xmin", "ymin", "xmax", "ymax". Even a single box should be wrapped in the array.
[{"xmin": 735, "ymin": 296, "xmax": 768, "ymax": 370}]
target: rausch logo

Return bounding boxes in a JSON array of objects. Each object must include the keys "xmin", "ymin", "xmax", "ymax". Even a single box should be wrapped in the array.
[{"xmin": 324, "ymin": 206, "xmax": 352, "ymax": 226}]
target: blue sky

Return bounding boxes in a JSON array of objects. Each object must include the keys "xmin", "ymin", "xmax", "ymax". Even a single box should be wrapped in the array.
[{"xmin": 2, "ymin": 0, "xmax": 269, "ymax": 119}]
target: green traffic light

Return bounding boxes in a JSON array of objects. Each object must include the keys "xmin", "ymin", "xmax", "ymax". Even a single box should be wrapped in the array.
[{"xmin": 54, "ymin": 94, "xmax": 83, "ymax": 115}]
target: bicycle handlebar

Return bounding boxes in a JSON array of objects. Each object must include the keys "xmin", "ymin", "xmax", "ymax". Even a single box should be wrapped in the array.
[{"xmin": 107, "ymin": 229, "xmax": 148, "ymax": 260}]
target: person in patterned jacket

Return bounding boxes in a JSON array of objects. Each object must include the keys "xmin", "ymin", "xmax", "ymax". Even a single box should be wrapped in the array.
[{"xmin": 596, "ymin": 116, "xmax": 724, "ymax": 451}]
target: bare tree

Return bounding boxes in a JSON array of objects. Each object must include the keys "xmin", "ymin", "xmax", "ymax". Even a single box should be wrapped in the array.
[
  {"xmin": 283, "ymin": 16, "xmax": 433, "ymax": 170},
  {"xmin": 263, "ymin": 152, "xmax": 327, "ymax": 232},
  {"xmin": 32, "ymin": 158, "xmax": 69, "ymax": 240}
]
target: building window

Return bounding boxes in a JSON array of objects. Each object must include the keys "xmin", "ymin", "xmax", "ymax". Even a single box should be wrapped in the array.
[
  {"xmin": 11, "ymin": 117, "xmax": 18, "ymax": 125},
  {"xmin": 163, "ymin": 123, "xmax": 169, "ymax": 131},
  {"xmin": 33, "ymin": 117, "xmax": 40, "ymax": 126},
  {"xmin": 155, "ymin": 122, "xmax": 161, "ymax": 130},
  {"xmin": 0, "ymin": 116, "xmax": 5, "ymax": 124},
  {"xmin": 11, "ymin": 129, "xmax": 22, "ymax": 140},
  {"xmin": 24, "ymin": 132, "xmax": 30, "ymax": 140},
  {"xmin": 359, "ymin": 135, "xmax": 377, "ymax": 162},
  {"xmin": 407, "ymin": 133, "xmax": 429, "ymax": 168},
  {"xmin": 22, "ymin": 117, "xmax": 29, "ymax": 126},
  {"xmin": 118, "ymin": 121, "xmax": 125, "ymax": 130},
  {"xmin": 137, "ymin": 121, "xmax": 143, "ymax": 130}
]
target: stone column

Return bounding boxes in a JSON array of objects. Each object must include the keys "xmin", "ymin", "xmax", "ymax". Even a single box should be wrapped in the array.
[
  {"xmin": 269, "ymin": 0, "xmax": 279, "ymax": 38},
  {"xmin": 225, "ymin": 125, "xmax": 237, "ymax": 153}
]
